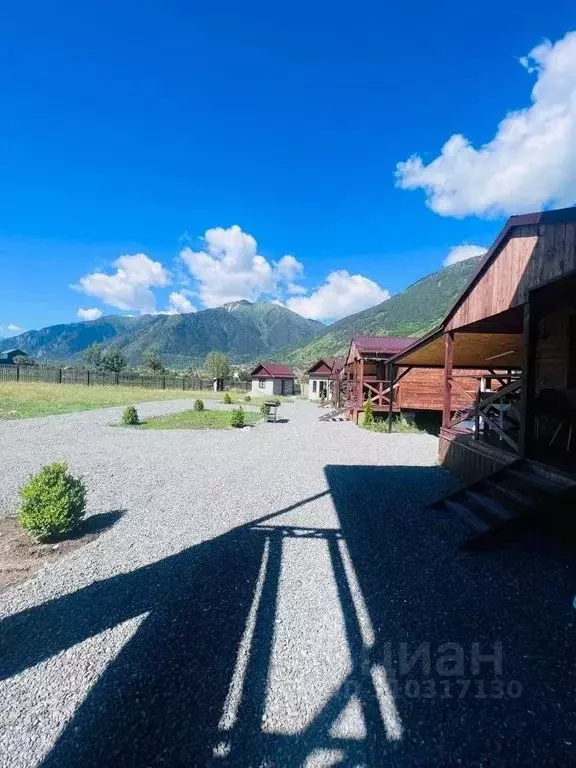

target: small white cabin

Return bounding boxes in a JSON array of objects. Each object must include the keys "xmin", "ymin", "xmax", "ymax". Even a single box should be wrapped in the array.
[
  {"xmin": 250, "ymin": 362, "xmax": 296, "ymax": 397},
  {"xmin": 305, "ymin": 358, "xmax": 344, "ymax": 400}
]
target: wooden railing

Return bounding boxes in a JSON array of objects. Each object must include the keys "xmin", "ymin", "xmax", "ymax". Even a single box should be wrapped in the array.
[
  {"xmin": 450, "ymin": 377, "xmax": 522, "ymax": 453},
  {"xmin": 346, "ymin": 379, "xmax": 397, "ymax": 410}
]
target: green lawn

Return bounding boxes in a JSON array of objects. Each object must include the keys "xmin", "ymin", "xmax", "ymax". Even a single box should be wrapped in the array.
[
  {"xmin": 0, "ymin": 381, "xmax": 252, "ymax": 420},
  {"xmin": 133, "ymin": 407, "xmax": 262, "ymax": 430}
]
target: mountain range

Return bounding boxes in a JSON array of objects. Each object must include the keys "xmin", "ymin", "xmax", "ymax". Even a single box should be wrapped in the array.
[
  {"xmin": 275, "ymin": 254, "xmax": 484, "ymax": 367},
  {"xmin": 1, "ymin": 255, "xmax": 483, "ymax": 369},
  {"xmin": 0, "ymin": 301, "xmax": 324, "ymax": 368}
]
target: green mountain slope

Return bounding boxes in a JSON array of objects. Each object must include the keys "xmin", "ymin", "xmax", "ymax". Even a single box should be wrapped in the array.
[
  {"xmin": 278, "ymin": 255, "xmax": 484, "ymax": 368},
  {"xmin": 0, "ymin": 301, "xmax": 325, "ymax": 368}
]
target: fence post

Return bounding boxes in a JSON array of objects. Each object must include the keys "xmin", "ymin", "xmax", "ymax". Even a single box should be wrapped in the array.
[
  {"xmin": 162, "ymin": 377, "xmax": 166, "ymax": 390},
  {"xmin": 16, "ymin": 364, "xmax": 20, "ymax": 382},
  {"xmin": 116, "ymin": 373, "xmax": 119, "ymax": 385},
  {"xmin": 58, "ymin": 368, "xmax": 62, "ymax": 384},
  {"xmin": 182, "ymin": 377, "xmax": 185, "ymax": 391},
  {"xmin": 87, "ymin": 370, "xmax": 90, "ymax": 386}
]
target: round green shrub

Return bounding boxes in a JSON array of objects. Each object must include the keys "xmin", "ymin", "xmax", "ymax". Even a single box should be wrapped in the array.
[
  {"xmin": 194, "ymin": 399, "xmax": 205, "ymax": 411},
  {"xmin": 19, "ymin": 462, "xmax": 86, "ymax": 541},
  {"xmin": 244, "ymin": 395, "xmax": 251, "ymax": 402},
  {"xmin": 122, "ymin": 405, "xmax": 139, "ymax": 425},
  {"xmin": 230, "ymin": 406, "xmax": 245, "ymax": 428},
  {"xmin": 260, "ymin": 403, "xmax": 271, "ymax": 416},
  {"xmin": 223, "ymin": 392, "xmax": 232, "ymax": 404}
]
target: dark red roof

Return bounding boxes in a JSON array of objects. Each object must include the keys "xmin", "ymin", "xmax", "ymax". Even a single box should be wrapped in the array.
[
  {"xmin": 250, "ymin": 362, "xmax": 296, "ymax": 379},
  {"xmin": 353, "ymin": 336, "xmax": 415, "ymax": 355},
  {"xmin": 305, "ymin": 357, "xmax": 345, "ymax": 376}
]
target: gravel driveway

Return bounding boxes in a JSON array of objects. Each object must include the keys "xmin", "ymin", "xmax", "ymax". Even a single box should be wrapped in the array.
[{"xmin": 0, "ymin": 400, "xmax": 574, "ymax": 767}]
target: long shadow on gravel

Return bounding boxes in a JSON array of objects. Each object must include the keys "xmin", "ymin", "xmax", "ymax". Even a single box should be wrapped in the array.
[{"xmin": 0, "ymin": 467, "xmax": 574, "ymax": 766}]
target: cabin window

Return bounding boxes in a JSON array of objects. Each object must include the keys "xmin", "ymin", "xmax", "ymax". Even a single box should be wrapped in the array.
[
  {"xmin": 258, "ymin": 379, "xmax": 266, "ymax": 389},
  {"xmin": 568, "ymin": 315, "xmax": 576, "ymax": 389},
  {"xmin": 312, "ymin": 380, "xmax": 317, "ymax": 393},
  {"xmin": 376, "ymin": 360, "xmax": 387, "ymax": 380}
]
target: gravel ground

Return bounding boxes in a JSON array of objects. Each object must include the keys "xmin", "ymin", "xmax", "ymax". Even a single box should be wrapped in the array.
[{"xmin": 0, "ymin": 399, "xmax": 574, "ymax": 767}]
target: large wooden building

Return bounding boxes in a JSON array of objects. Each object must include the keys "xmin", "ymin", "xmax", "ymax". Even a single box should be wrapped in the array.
[
  {"xmin": 390, "ymin": 207, "xmax": 576, "ymax": 485},
  {"xmin": 342, "ymin": 336, "xmax": 483, "ymax": 422}
]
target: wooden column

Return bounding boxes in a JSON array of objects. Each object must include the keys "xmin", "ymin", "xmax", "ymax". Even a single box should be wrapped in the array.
[
  {"xmin": 519, "ymin": 299, "xmax": 536, "ymax": 458},
  {"xmin": 358, "ymin": 358, "xmax": 364, "ymax": 410},
  {"xmin": 442, "ymin": 332, "xmax": 454, "ymax": 430},
  {"xmin": 388, "ymin": 363, "xmax": 395, "ymax": 432}
]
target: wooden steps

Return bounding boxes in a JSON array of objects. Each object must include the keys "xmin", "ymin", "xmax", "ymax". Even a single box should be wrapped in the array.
[{"xmin": 432, "ymin": 459, "xmax": 576, "ymax": 549}]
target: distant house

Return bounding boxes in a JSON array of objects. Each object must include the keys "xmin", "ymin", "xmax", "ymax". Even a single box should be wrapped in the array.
[
  {"xmin": 305, "ymin": 358, "xmax": 344, "ymax": 401},
  {"xmin": 250, "ymin": 362, "xmax": 296, "ymax": 397},
  {"xmin": 0, "ymin": 348, "xmax": 27, "ymax": 365}
]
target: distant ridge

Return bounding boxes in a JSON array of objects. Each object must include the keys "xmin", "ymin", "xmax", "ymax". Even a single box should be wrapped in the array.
[{"xmin": 0, "ymin": 301, "xmax": 325, "ymax": 368}]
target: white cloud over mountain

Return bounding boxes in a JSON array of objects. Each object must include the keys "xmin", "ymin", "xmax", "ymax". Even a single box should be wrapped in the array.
[
  {"xmin": 443, "ymin": 244, "xmax": 487, "ymax": 266},
  {"xmin": 180, "ymin": 225, "xmax": 304, "ymax": 308},
  {"xmin": 73, "ymin": 254, "xmax": 171, "ymax": 313},
  {"xmin": 396, "ymin": 31, "xmax": 576, "ymax": 217},
  {"xmin": 286, "ymin": 270, "xmax": 390, "ymax": 321},
  {"xmin": 72, "ymin": 226, "xmax": 389, "ymax": 323},
  {"xmin": 77, "ymin": 308, "xmax": 103, "ymax": 321}
]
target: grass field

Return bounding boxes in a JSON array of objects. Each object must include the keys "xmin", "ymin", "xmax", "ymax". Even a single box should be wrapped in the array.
[
  {"xmin": 133, "ymin": 407, "xmax": 262, "ymax": 430},
  {"xmin": 0, "ymin": 382, "xmax": 254, "ymax": 420}
]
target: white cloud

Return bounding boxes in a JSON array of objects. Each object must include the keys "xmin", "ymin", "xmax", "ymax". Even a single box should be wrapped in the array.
[
  {"xmin": 180, "ymin": 225, "xmax": 305, "ymax": 307},
  {"xmin": 7, "ymin": 323, "xmax": 23, "ymax": 332},
  {"xmin": 275, "ymin": 254, "xmax": 303, "ymax": 282},
  {"xmin": 77, "ymin": 308, "xmax": 103, "ymax": 321},
  {"xmin": 73, "ymin": 253, "xmax": 171, "ymax": 313},
  {"xmin": 167, "ymin": 291, "xmax": 197, "ymax": 314},
  {"xmin": 286, "ymin": 270, "xmax": 390, "ymax": 321},
  {"xmin": 396, "ymin": 31, "xmax": 576, "ymax": 217},
  {"xmin": 286, "ymin": 282, "xmax": 307, "ymax": 295},
  {"xmin": 443, "ymin": 244, "xmax": 487, "ymax": 266}
]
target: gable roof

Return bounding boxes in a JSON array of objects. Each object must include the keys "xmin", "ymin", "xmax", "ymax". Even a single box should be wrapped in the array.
[
  {"xmin": 388, "ymin": 205, "xmax": 576, "ymax": 368},
  {"xmin": 305, "ymin": 357, "xmax": 345, "ymax": 376},
  {"xmin": 443, "ymin": 205, "xmax": 576, "ymax": 328},
  {"xmin": 250, "ymin": 362, "xmax": 295, "ymax": 379},
  {"xmin": 0, "ymin": 348, "xmax": 26, "ymax": 357},
  {"xmin": 353, "ymin": 336, "xmax": 415, "ymax": 356}
]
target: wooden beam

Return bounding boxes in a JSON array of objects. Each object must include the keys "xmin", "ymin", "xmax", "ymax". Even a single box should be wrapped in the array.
[
  {"xmin": 518, "ymin": 300, "xmax": 536, "ymax": 458},
  {"xmin": 442, "ymin": 332, "xmax": 454, "ymax": 430}
]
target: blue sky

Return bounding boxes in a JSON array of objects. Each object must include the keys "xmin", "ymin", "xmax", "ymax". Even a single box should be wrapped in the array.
[{"xmin": 1, "ymin": 1, "xmax": 575, "ymax": 333}]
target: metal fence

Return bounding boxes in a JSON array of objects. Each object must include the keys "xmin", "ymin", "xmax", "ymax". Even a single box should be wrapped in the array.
[{"xmin": 0, "ymin": 364, "xmax": 251, "ymax": 392}]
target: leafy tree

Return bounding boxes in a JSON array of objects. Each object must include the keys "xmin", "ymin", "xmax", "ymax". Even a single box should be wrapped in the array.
[
  {"xmin": 142, "ymin": 348, "xmax": 166, "ymax": 373},
  {"xmin": 204, "ymin": 352, "xmax": 231, "ymax": 390},
  {"xmin": 13, "ymin": 354, "xmax": 35, "ymax": 366},
  {"xmin": 101, "ymin": 347, "xmax": 127, "ymax": 374},
  {"xmin": 83, "ymin": 342, "xmax": 103, "ymax": 369}
]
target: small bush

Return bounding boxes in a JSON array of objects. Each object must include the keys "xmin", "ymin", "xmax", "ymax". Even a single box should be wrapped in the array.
[
  {"xmin": 244, "ymin": 395, "xmax": 251, "ymax": 402},
  {"xmin": 122, "ymin": 405, "xmax": 139, "ymax": 425},
  {"xmin": 19, "ymin": 462, "xmax": 86, "ymax": 541},
  {"xmin": 260, "ymin": 403, "xmax": 271, "ymax": 416},
  {"xmin": 363, "ymin": 398, "xmax": 374, "ymax": 426},
  {"xmin": 194, "ymin": 399, "xmax": 205, "ymax": 411},
  {"xmin": 223, "ymin": 392, "xmax": 232, "ymax": 404},
  {"xmin": 230, "ymin": 406, "xmax": 245, "ymax": 428}
]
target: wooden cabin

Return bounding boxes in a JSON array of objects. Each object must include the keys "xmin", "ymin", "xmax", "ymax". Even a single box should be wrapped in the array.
[
  {"xmin": 390, "ymin": 206, "xmax": 576, "ymax": 484},
  {"xmin": 343, "ymin": 336, "xmax": 483, "ymax": 422},
  {"xmin": 305, "ymin": 358, "xmax": 345, "ymax": 401}
]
